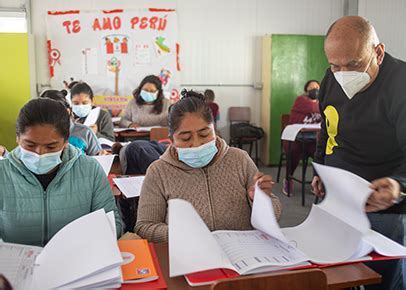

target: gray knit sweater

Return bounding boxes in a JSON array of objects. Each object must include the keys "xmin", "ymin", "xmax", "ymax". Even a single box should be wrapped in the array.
[
  {"xmin": 119, "ymin": 98, "xmax": 169, "ymax": 128},
  {"xmin": 135, "ymin": 137, "xmax": 282, "ymax": 243}
]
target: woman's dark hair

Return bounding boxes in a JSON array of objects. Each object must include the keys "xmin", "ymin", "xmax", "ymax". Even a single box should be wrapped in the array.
[
  {"xmin": 16, "ymin": 97, "xmax": 71, "ymax": 140},
  {"xmin": 133, "ymin": 75, "xmax": 165, "ymax": 114},
  {"xmin": 39, "ymin": 89, "xmax": 71, "ymax": 109},
  {"xmin": 70, "ymin": 81, "xmax": 94, "ymax": 100},
  {"xmin": 168, "ymin": 89, "xmax": 214, "ymax": 136},
  {"xmin": 204, "ymin": 89, "xmax": 215, "ymax": 102},
  {"xmin": 304, "ymin": 80, "xmax": 320, "ymax": 92}
]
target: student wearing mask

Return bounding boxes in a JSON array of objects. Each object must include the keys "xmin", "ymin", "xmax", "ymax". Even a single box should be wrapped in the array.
[
  {"xmin": 0, "ymin": 98, "xmax": 122, "ymax": 246},
  {"xmin": 282, "ymin": 80, "xmax": 321, "ymax": 195},
  {"xmin": 40, "ymin": 90, "xmax": 104, "ymax": 156},
  {"xmin": 120, "ymin": 75, "xmax": 169, "ymax": 128},
  {"xmin": 70, "ymin": 81, "xmax": 115, "ymax": 141},
  {"xmin": 135, "ymin": 90, "xmax": 282, "ymax": 243}
]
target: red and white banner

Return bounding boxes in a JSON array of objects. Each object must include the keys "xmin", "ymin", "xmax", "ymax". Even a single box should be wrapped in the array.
[{"xmin": 46, "ymin": 8, "xmax": 180, "ymax": 101}]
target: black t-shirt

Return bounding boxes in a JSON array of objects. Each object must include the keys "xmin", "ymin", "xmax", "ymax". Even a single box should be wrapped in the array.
[
  {"xmin": 34, "ymin": 167, "xmax": 59, "ymax": 191},
  {"xmin": 315, "ymin": 53, "xmax": 406, "ymax": 213}
]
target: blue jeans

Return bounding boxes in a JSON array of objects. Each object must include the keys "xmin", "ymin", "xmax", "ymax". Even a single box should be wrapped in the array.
[{"xmin": 365, "ymin": 213, "xmax": 404, "ymax": 290}]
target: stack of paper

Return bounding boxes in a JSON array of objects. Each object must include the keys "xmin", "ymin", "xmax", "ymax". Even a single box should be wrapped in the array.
[
  {"xmin": 92, "ymin": 155, "xmax": 116, "ymax": 176},
  {"xmin": 168, "ymin": 163, "xmax": 406, "ymax": 284},
  {"xmin": 0, "ymin": 209, "xmax": 123, "ymax": 289},
  {"xmin": 113, "ymin": 176, "xmax": 145, "ymax": 198}
]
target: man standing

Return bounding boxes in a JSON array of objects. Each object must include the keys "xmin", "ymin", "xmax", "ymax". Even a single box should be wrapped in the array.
[{"xmin": 312, "ymin": 16, "xmax": 406, "ymax": 290}]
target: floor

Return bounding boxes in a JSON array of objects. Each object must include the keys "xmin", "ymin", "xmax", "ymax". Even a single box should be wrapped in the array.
[{"xmin": 259, "ymin": 164, "xmax": 315, "ymax": 228}]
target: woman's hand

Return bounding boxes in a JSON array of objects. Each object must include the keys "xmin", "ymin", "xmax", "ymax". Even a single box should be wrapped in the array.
[
  {"xmin": 89, "ymin": 124, "xmax": 98, "ymax": 134},
  {"xmin": 248, "ymin": 172, "xmax": 275, "ymax": 200}
]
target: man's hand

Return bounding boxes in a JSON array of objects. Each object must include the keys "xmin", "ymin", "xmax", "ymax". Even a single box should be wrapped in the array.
[
  {"xmin": 311, "ymin": 176, "xmax": 325, "ymax": 197},
  {"xmin": 366, "ymin": 177, "xmax": 401, "ymax": 212},
  {"xmin": 248, "ymin": 172, "xmax": 275, "ymax": 200}
]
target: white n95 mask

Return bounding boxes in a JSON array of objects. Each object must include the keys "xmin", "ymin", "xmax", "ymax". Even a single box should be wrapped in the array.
[
  {"xmin": 333, "ymin": 71, "xmax": 371, "ymax": 100},
  {"xmin": 333, "ymin": 52, "xmax": 375, "ymax": 100}
]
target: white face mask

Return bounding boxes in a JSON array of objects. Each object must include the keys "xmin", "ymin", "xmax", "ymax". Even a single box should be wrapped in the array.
[{"xmin": 333, "ymin": 53, "xmax": 374, "ymax": 100}]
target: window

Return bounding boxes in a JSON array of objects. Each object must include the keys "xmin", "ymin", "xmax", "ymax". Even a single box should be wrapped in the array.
[{"xmin": 0, "ymin": 11, "xmax": 27, "ymax": 33}]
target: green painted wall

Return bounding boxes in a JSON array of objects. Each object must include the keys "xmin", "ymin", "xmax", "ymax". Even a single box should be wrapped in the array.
[
  {"xmin": 0, "ymin": 33, "xmax": 31, "ymax": 150},
  {"xmin": 269, "ymin": 35, "xmax": 328, "ymax": 164}
]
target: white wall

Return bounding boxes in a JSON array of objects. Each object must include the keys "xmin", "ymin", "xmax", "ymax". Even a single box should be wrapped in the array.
[
  {"xmin": 359, "ymin": 0, "xmax": 406, "ymax": 60},
  {"xmin": 28, "ymin": 0, "xmax": 344, "ymax": 140}
]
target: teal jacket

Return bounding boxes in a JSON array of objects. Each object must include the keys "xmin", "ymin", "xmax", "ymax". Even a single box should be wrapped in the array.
[{"xmin": 0, "ymin": 145, "xmax": 122, "ymax": 246}]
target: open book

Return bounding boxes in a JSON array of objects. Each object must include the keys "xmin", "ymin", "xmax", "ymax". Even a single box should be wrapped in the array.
[
  {"xmin": 168, "ymin": 163, "xmax": 406, "ymax": 285},
  {"xmin": 0, "ymin": 209, "xmax": 123, "ymax": 289},
  {"xmin": 98, "ymin": 137, "xmax": 130, "ymax": 150}
]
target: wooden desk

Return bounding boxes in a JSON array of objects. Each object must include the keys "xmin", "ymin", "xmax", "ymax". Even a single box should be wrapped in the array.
[
  {"xmin": 115, "ymin": 131, "xmax": 150, "ymax": 142},
  {"xmin": 153, "ymin": 243, "xmax": 381, "ymax": 290}
]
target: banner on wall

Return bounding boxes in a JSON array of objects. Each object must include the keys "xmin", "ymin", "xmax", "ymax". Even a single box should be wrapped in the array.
[{"xmin": 46, "ymin": 8, "xmax": 180, "ymax": 102}]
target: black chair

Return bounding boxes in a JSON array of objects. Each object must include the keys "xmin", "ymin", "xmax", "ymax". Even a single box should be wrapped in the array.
[{"xmin": 276, "ymin": 114, "xmax": 291, "ymax": 182}]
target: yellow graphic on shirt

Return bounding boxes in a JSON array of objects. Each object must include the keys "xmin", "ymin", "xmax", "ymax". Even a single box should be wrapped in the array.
[{"xmin": 324, "ymin": 105, "xmax": 339, "ymax": 155}]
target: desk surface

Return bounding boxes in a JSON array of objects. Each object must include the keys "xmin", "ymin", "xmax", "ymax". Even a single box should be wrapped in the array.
[{"xmin": 153, "ymin": 243, "xmax": 381, "ymax": 290}]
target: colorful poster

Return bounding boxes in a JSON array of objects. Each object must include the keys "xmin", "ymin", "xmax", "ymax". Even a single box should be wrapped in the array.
[{"xmin": 46, "ymin": 9, "xmax": 180, "ymax": 97}]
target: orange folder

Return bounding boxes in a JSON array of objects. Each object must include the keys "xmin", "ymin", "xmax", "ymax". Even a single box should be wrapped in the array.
[{"xmin": 118, "ymin": 240, "xmax": 158, "ymax": 283}]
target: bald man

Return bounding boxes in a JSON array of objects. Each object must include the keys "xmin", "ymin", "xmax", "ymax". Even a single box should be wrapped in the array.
[{"xmin": 312, "ymin": 16, "xmax": 406, "ymax": 290}]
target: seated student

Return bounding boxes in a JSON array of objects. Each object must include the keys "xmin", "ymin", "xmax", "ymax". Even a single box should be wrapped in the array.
[
  {"xmin": 204, "ymin": 89, "xmax": 220, "ymax": 127},
  {"xmin": 120, "ymin": 75, "xmax": 169, "ymax": 128},
  {"xmin": 0, "ymin": 98, "xmax": 122, "ymax": 246},
  {"xmin": 112, "ymin": 140, "xmax": 167, "ymax": 232},
  {"xmin": 40, "ymin": 90, "xmax": 104, "ymax": 156},
  {"xmin": 70, "ymin": 81, "xmax": 115, "ymax": 141},
  {"xmin": 135, "ymin": 90, "xmax": 282, "ymax": 243},
  {"xmin": 282, "ymin": 80, "xmax": 321, "ymax": 195}
]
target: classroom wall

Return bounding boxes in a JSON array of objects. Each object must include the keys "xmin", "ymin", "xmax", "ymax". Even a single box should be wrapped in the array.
[
  {"xmin": 29, "ymin": 0, "xmax": 344, "ymax": 142},
  {"xmin": 358, "ymin": 0, "xmax": 406, "ymax": 61}
]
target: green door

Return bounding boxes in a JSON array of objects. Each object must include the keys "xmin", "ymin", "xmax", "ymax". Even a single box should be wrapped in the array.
[
  {"xmin": 268, "ymin": 35, "xmax": 328, "ymax": 165},
  {"xmin": 0, "ymin": 33, "xmax": 31, "ymax": 149}
]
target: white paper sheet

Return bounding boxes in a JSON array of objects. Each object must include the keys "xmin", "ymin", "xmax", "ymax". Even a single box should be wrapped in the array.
[
  {"xmin": 113, "ymin": 176, "xmax": 145, "ymax": 198},
  {"xmin": 136, "ymin": 126, "xmax": 162, "ymax": 132},
  {"xmin": 0, "ymin": 156, "xmax": 4, "ymax": 160},
  {"xmin": 251, "ymin": 184, "xmax": 290, "ymax": 244},
  {"xmin": 92, "ymin": 155, "xmax": 115, "ymax": 176},
  {"xmin": 84, "ymin": 107, "xmax": 101, "ymax": 126},
  {"xmin": 33, "ymin": 209, "xmax": 123, "ymax": 289},
  {"xmin": 114, "ymin": 128, "xmax": 137, "ymax": 133},
  {"xmin": 281, "ymin": 123, "xmax": 320, "ymax": 141},
  {"xmin": 98, "ymin": 138, "xmax": 129, "ymax": 149},
  {"xmin": 213, "ymin": 230, "xmax": 309, "ymax": 274},
  {"xmin": 363, "ymin": 229, "xmax": 406, "ymax": 257},
  {"xmin": 313, "ymin": 163, "xmax": 371, "ymax": 232},
  {"xmin": 111, "ymin": 117, "xmax": 121, "ymax": 123},
  {"xmin": 0, "ymin": 242, "xmax": 42, "ymax": 290},
  {"xmin": 282, "ymin": 205, "xmax": 364, "ymax": 264},
  {"xmin": 168, "ymin": 199, "xmax": 234, "ymax": 277}
]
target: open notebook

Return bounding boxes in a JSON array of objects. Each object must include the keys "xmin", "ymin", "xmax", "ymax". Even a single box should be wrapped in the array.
[
  {"xmin": 169, "ymin": 163, "xmax": 406, "ymax": 286},
  {"xmin": 0, "ymin": 209, "xmax": 123, "ymax": 289}
]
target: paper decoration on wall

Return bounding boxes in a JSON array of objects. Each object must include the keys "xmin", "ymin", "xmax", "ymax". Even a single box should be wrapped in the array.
[
  {"xmin": 135, "ymin": 44, "xmax": 151, "ymax": 64},
  {"xmin": 170, "ymin": 88, "xmax": 180, "ymax": 103},
  {"xmin": 46, "ymin": 9, "xmax": 179, "ymax": 97},
  {"xmin": 104, "ymin": 34, "xmax": 129, "ymax": 54},
  {"xmin": 154, "ymin": 36, "xmax": 171, "ymax": 57},
  {"xmin": 82, "ymin": 48, "xmax": 98, "ymax": 75},
  {"xmin": 158, "ymin": 68, "xmax": 171, "ymax": 89},
  {"xmin": 107, "ymin": 57, "xmax": 121, "ymax": 95},
  {"xmin": 47, "ymin": 40, "xmax": 61, "ymax": 78}
]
